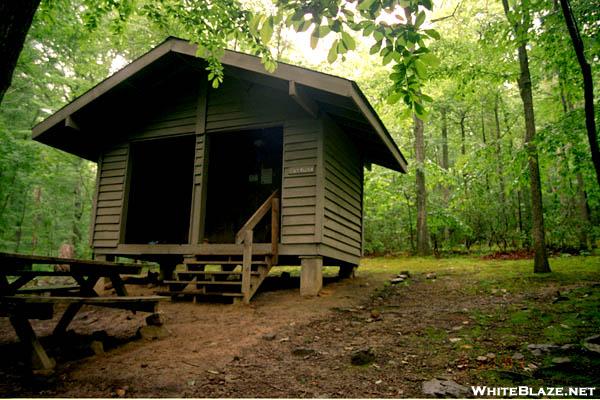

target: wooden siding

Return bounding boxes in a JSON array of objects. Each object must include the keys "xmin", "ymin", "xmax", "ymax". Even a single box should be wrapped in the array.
[
  {"xmin": 280, "ymin": 119, "xmax": 321, "ymax": 245},
  {"xmin": 322, "ymin": 117, "xmax": 363, "ymax": 258},
  {"xmin": 91, "ymin": 144, "xmax": 128, "ymax": 248},
  {"xmin": 129, "ymin": 93, "xmax": 198, "ymax": 141},
  {"xmin": 206, "ymin": 76, "xmax": 302, "ymax": 132}
]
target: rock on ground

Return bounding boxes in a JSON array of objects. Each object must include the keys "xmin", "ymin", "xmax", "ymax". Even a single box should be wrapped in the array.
[
  {"xmin": 350, "ymin": 347, "xmax": 375, "ymax": 365},
  {"xmin": 422, "ymin": 378, "xmax": 469, "ymax": 397},
  {"xmin": 137, "ymin": 325, "xmax": 170, "ymax": 340}
]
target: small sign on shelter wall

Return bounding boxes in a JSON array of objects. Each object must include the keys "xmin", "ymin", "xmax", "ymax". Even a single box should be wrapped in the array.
[{"xmin": 285, "ymin": 165, "xmax": 316, "ymax": 177}]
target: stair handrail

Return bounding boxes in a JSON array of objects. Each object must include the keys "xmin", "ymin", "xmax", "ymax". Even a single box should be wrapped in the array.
[
  {"xmin": 236, "ymin": 190, "xmax": 280, "ymax": 303},
  {"xmin": 235, "ymin": 190, "xmax": 280, "ymax": 245}
]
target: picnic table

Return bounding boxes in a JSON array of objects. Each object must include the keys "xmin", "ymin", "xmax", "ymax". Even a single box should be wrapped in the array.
[{"xmin": 0, "ymin": 252, "xmax": 167, "ymax": 372}]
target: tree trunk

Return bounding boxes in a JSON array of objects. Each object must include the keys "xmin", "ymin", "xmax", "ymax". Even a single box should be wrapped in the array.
[
  {"xmin": 441, "ymin": 108, "xmax": 449, "ymax": 170},
  {"xmin": 559, "ymin": 68, "xmax": 592, "ymax": 251},
  {"xmin": 575, "ymin": 172, "xmax": 591, "ymax": 249},
  {"xmin": 414, "ymin": 114, "xmax": 430, "ymax": 256},
  {"xmin": 14, "ymin": 193, "xmax": 28, "ymax": 253},
  {"xmin": 0, "ymin": 0, "xmax": 41, "ymax": 104},
  {"xmin": 31, "ymin": 186, "xmax": 42, "ymax": 255},
  {"xmin": 502, "ymin": 0, "xmax": 550, "ymax": 273},
  {"xmin": 494, "ymin": 95, "xmax": 508, "ymax": 232},
  {"xmin": 558, "ymin": 0, "xmax": 600, "ymax": 189},
  {"xmin": 517, "ymin": 46, "xmax": 550, "ymax": 272},
  {"xmin": 440, "ymin": 107, "xmax": 450, "ymax": 242},
  {"xmin": 404, "ymin": 192, "xmax": 415, "ymax": 253},
  {"xmin": 459, "ymin": 113, "xmax": 466, "ymax": 156}
]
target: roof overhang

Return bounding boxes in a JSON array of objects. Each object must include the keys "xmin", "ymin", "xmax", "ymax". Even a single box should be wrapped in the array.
[{"xmin": 32, "ymin": 37, "xmax": 407, "ymax": 172}]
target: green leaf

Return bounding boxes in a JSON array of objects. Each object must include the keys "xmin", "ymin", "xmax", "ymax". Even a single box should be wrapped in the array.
[
  {"xmin": 264, "ymin": 59, "xmax": 277, "ymax": 73},
  {"xmin": 387, "ymin": 91, "xmax": 402, "ymax": 104},
  {"xmin": 425, "ymin": 29, "xmax": 440, "ymax": 40},
  {"xmin": 414, "ymin": 11, "xmax": 426, "ymax": 28},
  {"xmin": 419, "ymin": 52, "xmax": 440, "ymax": 67},
  {"xmin": 369, "ymin": 40, "xmax": 382, "ymax": 55},
  {"xmin": 249, "ymin": 14, "xmax": 263, "ymax": 36},
  {"xmin": 420, "ymin": 0, "xmax": 433, "ymax": 10},
  {"xmin": 310, "ymin": 34, "xmax": 319, "ymax": 49},
  {"xmin": 358, "ymin": 0, "xmax": 377, "ymax": 11},
  {"xmin": 413, "ymin": 101, "xmax": 428, "ymax": 120},
  {"xmin": 316, "ymin": 25, "xmax": 331, "ymax": 38},
  {"xmin": 260, "ymin": 16, "xmax": 274, "ymax": 43},
  {"xmin": 414, "ymin": 59, "xmax": 427, "ymax": 78},
  {"xmin": 327, "ymin": 40, "xmax": 339, "ymax": 63},
  {"xmin": 362, "ymin": 22, "xmax": 376, "ymax": 36},
  {"xmin": 298, "ymin": 19, "xmax": 312, "ymax": 32},
  {"xmin": 382, "ymin": 49, "xmax": 394, "ymax": 65},
  {"xmin": 341, "ymin": 31, "xmax": 356, "ymax": 50},
  {"xmin": 331, "ymin": 20, "xmax": 342, "ymax": 32}
]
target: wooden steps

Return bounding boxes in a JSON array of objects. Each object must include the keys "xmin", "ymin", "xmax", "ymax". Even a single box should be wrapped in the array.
[
  {"xmin": 186, "ymin": 260, "xmax": 267, "ymax": 266},
  {"xmin": 158, "ymin": 191, "xmax": 280, "ymax": 303},
  {"xmin": 163, "ymin": 280, "xmax": 242, "ymax": 285},
  {"xmin": 175, "ymin": 270, "xmax": 260, "ymax": 276},
  {"xmin": 156, "ymin": 290, "xmax": 243, "ymax": 297},
  {"xmin": 157, "ymin": 254, "xmax": 274, "ymax": 303}
]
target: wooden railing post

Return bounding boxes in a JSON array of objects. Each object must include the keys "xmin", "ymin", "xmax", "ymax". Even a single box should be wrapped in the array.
[
  {"xmin": 241, "ymin": 230, "xmax": 253, "ymax": 304},
  {"xmin": 271, "ymin": 197, "xmax": 280, "ymax": 265},
  {"xmin": 235, "ymin": 190, "xmax": 279, "ymax": 244}
]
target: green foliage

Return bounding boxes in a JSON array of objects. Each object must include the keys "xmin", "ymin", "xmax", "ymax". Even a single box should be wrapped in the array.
[
  {"xmin": 356, "ymin": 0, "xmax": 600, "ymax": 255},
  {"xmin": 275, "ymin": 0, "xmax": 439, "ymax": 118}
]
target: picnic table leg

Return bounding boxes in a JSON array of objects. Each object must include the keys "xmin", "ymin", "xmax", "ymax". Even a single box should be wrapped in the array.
[
  {"xmin": 73, "ymin": 275, "xmax": 100, "ymax": 296},
  {"xmin": 6, "ymin": 275, "xmax": 34, "ymax": 294},
  {"xmin": 53, "ymin": 276, "xmax": 99, "ymax": 336},
  {"xmin": 9, "ymin": 315, "xmax": 56, "ymax": 372},
  {"xmin": 0, "ymin": 274, "xmax": 8, "ymax": 291},
  {"xmin": 109, "ymin": 273, "xmax": 128, "ymax": 297},
  {"xmin": 53, "ymin": 303, "xmax": 83, "ymax": 336}
]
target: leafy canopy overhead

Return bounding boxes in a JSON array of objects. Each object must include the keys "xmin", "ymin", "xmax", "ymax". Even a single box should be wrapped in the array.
[
  {"xmin": 79, "ymin": 0, "xmax": 278, "ymax": 88},
  {"xmin": 271, "ymin": 0, "xmax": 440, "ymax": 119}
]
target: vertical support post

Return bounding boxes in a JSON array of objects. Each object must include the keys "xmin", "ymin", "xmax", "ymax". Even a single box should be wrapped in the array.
[
  {"xmin": 241, "ymin": 230, "xmax": 253, "ymax": 304},
  {"xmin": 271, "ymin": 197, "xmax": 280, "ymax": 265},
  {"xmin": 159, "ymin": 259, "xmax": 177, "ymax": 282},
  {"xmin": 190, "ymin": 76, "xmax": 209, "ymax": 244},
  {"xmin": 300, "ymin": 256, "xmax": 323, "ymax": 296},
  {"xmin": 338, "ymin": 262, "xmax": 357, "ymax": 279}
]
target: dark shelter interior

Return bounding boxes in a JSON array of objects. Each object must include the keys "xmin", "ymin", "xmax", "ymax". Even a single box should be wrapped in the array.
[
  {"xmin": 205, "ymin": 127, "xmax": 283, "ymax": 243},
  {"xmin": 125, "ymin": 135, "xmax": 196, "ymax": 244}
]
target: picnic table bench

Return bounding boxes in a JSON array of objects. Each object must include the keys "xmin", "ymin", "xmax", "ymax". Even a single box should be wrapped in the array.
[{"xmin": 0, "ymin": 252, "xmax": 168, "ymax": 372}]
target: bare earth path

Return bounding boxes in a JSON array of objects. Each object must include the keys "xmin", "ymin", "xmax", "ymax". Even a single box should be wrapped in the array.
[{"xmin": 0, "ymin": 258, "xmax": 598, "ymax": 397}]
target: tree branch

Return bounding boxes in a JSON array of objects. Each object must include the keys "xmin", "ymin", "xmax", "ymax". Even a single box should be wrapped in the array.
[{"xmin": 431, "ymin": 2, "xmax": 462, "ymax": 23}]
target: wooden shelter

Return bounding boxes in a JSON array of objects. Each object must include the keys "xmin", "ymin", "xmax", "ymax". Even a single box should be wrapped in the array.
[{"xmin": 32, "ymin": 37, "xmax": 407, "ymax": 302}]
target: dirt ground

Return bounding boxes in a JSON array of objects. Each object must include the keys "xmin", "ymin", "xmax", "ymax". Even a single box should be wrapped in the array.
[{"xmin": 0, "ymin": 263, "xmax": 598, "ymax": 398}]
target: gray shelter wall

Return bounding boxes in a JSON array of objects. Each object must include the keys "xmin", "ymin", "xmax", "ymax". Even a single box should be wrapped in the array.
[
  {"xmin": 322, "ymin": 116, "xmax": 363, "ymax": 259},
  {"xmin": 281, "ymin": 119, "xmax": 321, "ymax": 245},
  {"xmin": 91, "ymin": 143, "xmax": 128, "ymax": 248}
]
